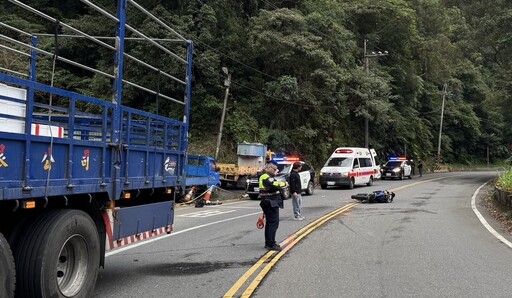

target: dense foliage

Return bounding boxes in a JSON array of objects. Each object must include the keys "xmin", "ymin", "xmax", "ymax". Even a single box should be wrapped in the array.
[{"xmin": 1, "ymin": 0, "xmax": 511, "ymax": 167}]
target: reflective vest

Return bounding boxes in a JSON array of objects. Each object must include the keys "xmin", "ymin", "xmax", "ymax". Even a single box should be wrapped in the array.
[{"xmin": 259, "ymin": 172, "xmax": 286, "ymax": 193}]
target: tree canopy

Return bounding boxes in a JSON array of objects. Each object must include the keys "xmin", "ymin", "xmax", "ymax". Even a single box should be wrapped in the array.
[{"xmin": 1, "ymin": 0, "xmax": 511, "ymax": 167}]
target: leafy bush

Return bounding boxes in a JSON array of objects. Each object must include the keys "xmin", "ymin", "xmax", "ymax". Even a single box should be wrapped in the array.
[{"xmin": 496, "ymin": 168, "xmax": 512, "ymax": 191}]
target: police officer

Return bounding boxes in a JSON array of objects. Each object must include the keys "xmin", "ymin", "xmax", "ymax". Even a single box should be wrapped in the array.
[
  {"xmin": 259, "ymin": 162, "xmax": 287, "ymax": 251},
  {"xmin": 418, "ymin": 159, "xmax": 423, "ymax": 177}
]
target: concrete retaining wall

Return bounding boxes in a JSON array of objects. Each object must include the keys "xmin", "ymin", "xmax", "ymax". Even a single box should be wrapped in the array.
[{"xmin": 494, "ymin": 186, "xmax": 512, "ymax": 209}]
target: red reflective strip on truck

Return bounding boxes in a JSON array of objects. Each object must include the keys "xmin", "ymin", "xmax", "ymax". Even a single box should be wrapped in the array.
[
  {"xmin": 102, "ymin": 209, "xmax": 173, "ymax": 251},
  {"xmin": 101, "ymin": 210, "xmax": 115, "ymax": 250},
  {"xmin": 109, "ymin": 226, "xmax": 171, "ymax": 250}
]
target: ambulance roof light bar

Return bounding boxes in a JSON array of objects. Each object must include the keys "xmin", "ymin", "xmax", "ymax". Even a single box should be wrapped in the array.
[{"xmin": 335, "ymin": 149, "xmax": 353, "ymax": 154}]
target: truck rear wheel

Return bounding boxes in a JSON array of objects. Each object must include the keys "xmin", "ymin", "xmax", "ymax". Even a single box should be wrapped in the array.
[
  {"xmin": 14, "ymin": 209, "xmax": 100, "ymax": 298},
  {"xmin": 0, "ymin": 233, "xmax": 15, "ymax": 298}
]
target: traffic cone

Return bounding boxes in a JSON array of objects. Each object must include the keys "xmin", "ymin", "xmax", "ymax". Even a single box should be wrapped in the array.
[
  {"xmin": 183, "ymin": 186, "xmax": 196, "ymax": 203},
  {"xmin": 204, "ymin": 185, "xmax": 213, "ymax": 205}
]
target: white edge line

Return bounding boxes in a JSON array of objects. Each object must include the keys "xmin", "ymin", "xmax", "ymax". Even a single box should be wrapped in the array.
[
  {"xmin": 105, "ymin": 211, "xmax": 263, "ymax": 257},
  {"xmin": 471, "ymin": 182, "xmax": 512, "ymax": 248}
]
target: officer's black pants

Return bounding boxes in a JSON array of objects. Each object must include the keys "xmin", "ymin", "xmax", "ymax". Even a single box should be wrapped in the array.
[{"xmin": 262, "ymin": 205, "xmax": 279, "ymax": 246}]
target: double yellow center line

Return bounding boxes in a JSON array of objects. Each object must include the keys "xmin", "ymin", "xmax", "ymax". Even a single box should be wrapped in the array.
[
  {"xmin": 224, "ymin": 175, "xmax": 452, "ymax": 297},
  {"xmin": 223, "ymin": 201, "xmax": 359, "ymax": 298}
]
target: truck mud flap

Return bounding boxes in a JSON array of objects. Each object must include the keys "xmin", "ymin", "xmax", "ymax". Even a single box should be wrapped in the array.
[{"xmin": 113, "ymin": 201, "xmax": 174, "ymax": 240}]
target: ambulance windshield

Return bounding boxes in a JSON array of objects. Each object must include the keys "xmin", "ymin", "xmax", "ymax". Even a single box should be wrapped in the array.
[{"xmin": 325, "ymin": 157, "xmax": 353, "ymax": 167}]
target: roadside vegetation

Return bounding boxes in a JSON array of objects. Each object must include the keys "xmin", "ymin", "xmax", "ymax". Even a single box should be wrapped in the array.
[
  {"xmin": 486, "ymin": 164, "xmax": 512, "ymax": 232},
  {"xmin": 496, "ymin": 168, "xmax": 512, "ymax": 192},
  {"xmin": 1, "ymin": 1, "xmax": 511, "ymax": 167}
]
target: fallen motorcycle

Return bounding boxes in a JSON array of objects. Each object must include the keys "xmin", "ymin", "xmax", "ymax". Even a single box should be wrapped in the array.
[{"xmin": 351, "ymin": 190, "xmax": 395, "ymax": 203}]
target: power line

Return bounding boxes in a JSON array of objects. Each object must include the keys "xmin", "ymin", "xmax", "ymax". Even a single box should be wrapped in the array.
[
  {"xmin": 260, "ymin": 0, "xmax": 279, "ymax": 10},
  {"xmin": 230, "ymin": 79, "xmax": 338, "ymax": 109}
]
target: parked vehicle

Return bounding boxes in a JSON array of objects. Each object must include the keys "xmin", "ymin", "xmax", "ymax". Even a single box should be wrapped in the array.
[
  {"xmin": 217, "ymin": 143, "xmax": 267, "ymax": 189},
  {"xmin": 319, "ymin": 147, "xmax": 379, "ymax": 189},
  {"xmin": 0, "ymin": 2, "xmax": 211, "ymax": 297},
  {"xmin": 185, "ymin": 155, "xmax": 221, "ymax": 191},
  {"xmin": 380, "ymin": 157, "xmax": 413, "ymax": 180},
  {"xmin": 245, "ymin": 157, "xmax": 315, "ymax": 199}
]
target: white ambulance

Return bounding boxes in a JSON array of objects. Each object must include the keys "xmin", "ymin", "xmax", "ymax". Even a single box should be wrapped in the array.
[{"xmin": 319, "ymin": 147, "xmax": 380, "ymax": 189}]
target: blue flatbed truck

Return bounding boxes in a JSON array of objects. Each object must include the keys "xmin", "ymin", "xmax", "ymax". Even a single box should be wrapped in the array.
[{"xmin": 0, "ymin": 1, "xmax": 217, "ymax": 297}]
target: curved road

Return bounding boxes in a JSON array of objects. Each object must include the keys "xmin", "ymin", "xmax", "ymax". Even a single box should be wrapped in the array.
[{"xmin": 93, "ymin": 171, "xmax": 511, "ymax": 297}]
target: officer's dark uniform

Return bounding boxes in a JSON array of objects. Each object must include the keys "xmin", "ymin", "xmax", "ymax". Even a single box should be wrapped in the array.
[
  {"xmin": 418, "ymin": 159, "xmax": 423, "ymax": 177},
  {"xmin": 259, "ymin": 164, "xmax": 287, "ymax": 251}
]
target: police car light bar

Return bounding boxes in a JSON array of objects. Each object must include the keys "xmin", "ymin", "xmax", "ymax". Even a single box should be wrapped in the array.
[
  {"xmin": 389, "ymin": 157, "xmax": 407, "ymax": 161},
  {"xmin": 272, "ymin": 156, "xmax": 300, "ymax": 162},
  {"xmin": 285, "ymin": 157, "xmax": 300, "ymax": 161}
]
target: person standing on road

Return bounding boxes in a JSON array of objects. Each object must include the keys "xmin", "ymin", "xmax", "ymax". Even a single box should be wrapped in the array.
[
  {"xmin": 289, "ymin": 162, "xmax": 304, "ymax": 221},
  {"xmin": 410, "ymin": 159, "xmax": 415, "ymax": 175},
  {"xmin": 418, "ymin": 159, "xmax": 423, "ymax": 177},
  {"xmin": 259, "ymin": 162, "xmax": 287, "ymax": 251}
]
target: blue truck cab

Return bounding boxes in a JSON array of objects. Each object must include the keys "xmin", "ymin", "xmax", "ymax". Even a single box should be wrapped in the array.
[{"xmin": 186, "ymin": 155, "xmax": 221, "ymax": 189}]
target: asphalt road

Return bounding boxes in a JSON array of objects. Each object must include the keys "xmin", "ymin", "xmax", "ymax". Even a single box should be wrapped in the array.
[{"xmin": 93, "ymin": 171, "xmax": 511, "ymax": 297}]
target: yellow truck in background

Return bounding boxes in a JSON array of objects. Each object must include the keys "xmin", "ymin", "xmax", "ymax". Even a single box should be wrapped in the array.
[{"xmin": 217, "ymin": 143, "xmax": 267, "ymax": 188}]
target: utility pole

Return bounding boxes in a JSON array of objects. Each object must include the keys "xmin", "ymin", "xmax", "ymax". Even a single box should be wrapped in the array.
[
  {"xmin": 214, "ymin": 67, "xmax": 231, "ymax": 160},
  {"xmin": 364, "ymin": 40, "xmax": 369, "ymax": 148},
  {"xmin": 437, "ymin": 83, "xmax": 448, "ymax": 156},
  {"xmin": 363, "ymin": 39, "xmax": 388, "ymax": 148},
  {"xmin": 486, "ymin": 133, "xmax": 494, "ymax": 166}
]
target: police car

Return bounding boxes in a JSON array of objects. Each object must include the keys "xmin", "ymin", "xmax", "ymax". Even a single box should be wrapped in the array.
[
  {"xmin": 245, "ymin": 157, "xmax": 316, "ymax": 200},
  {"xmin": 380, "ymin": 157, "xmax": 412, "ymax": 180}
]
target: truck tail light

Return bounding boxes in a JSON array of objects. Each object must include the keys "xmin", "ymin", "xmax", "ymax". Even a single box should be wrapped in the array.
[{"xmin": 22, "ymin": 201, "xmax": 36, "ymax": 209}]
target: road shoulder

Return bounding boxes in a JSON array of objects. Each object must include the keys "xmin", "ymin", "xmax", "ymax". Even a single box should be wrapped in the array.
[{"xmin": 475, "ymin": 183, "xmax": 512, "ymax": 244}]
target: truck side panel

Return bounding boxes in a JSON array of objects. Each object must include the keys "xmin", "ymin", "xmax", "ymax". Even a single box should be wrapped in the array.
[
  {"xmin": 0, "ymin": 74, "xmax": 186, "ymax": 201},
  {"xmin": 0, "ymin": 139, "xmax": 111, "ymax": 199}
]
